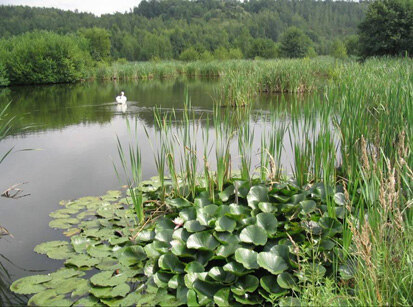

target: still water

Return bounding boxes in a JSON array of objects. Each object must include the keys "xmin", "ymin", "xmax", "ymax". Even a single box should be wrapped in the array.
[{"xmin": 0, "ymin": 78, "xmax": 306, "ymax": 304}]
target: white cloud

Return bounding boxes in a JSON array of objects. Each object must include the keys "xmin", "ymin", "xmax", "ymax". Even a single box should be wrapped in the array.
[{"xmin": 0, "ymin": 0, "xmax": 140, "ymax": 15}]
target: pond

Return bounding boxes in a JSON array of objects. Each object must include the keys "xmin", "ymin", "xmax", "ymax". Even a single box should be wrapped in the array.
[{"xmin": 0, "ymin": 78, "xmax": 321, "ymax": 304}]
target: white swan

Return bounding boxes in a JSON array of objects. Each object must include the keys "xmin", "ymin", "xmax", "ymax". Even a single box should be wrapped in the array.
[{"xmin": 116, "ymin": 91, "xmax": 127, "ymax": 104}]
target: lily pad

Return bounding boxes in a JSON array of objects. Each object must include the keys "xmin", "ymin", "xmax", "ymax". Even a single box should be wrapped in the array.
[
  {"xmin": 234, "ymin": 248, "xmax": 259, "ymax": 269},
  {"xmin": 215, "ymin": 216, "xmax": 236, "ymax": 232},
  {"xmin": 187, "ymin": 232, "xmax": 219, "ymax": 250},
  {"xmin": 65, "ymin": 254, "xmax": 100, "ymax": 268},
  {"xmin": 158, "ymin": 253, "xmax": 185, "ymax": 273},
  {"xmin": 27, "ymin": 289, "xmax": 72, "ymax": 306},
  {"xmin": 90, "ymin": 271, "xmax": 128, "ymax": 287},
  {"xmin": 257, "ymin": 251, "xmax": 289, "ymax": 274},
  {"xmin": 256, "ymin": 213, "xmax": 278, "ymax": 234},
  {"xmin": 239, "ymin": 225, "xmax": 267, "ymax": 246},
  {"xmin": 10, "ymin": 275, "xmax": 52, "ymax": 295},
  {"xmin": 247, "ymin": 185, "xmax": 269, "ymax": 209},
  {"xmin": 231, "ymin": 275, "xmax": 259, "ymax": 295},
  {"xmin": 89, "ymin": 283, "xmax": 130, "ymax": 299}
]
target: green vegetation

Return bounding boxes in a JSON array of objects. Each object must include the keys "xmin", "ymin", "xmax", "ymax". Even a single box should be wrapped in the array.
[
  {"xmin": 279, "ymin": 27, "xmax": 313, "ymax": 58},
  {"xmin": 9, "ymin": 57, "xmax": 412, "ymax": 305},
  {"xmin": 0, "ymin": 31, "xmax": 91, "ymax": 85},
  {"xmin": 0, "ymin": 0, "xmax": 368, "ymax": 65},
  {"xmin": 358, "ymin": 0, "xmax": 413, "ymax": 57}
]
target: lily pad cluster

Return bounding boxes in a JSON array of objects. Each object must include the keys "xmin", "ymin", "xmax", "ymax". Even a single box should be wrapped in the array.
[{"xmin": 10, "ymin": 181, "xmax": 348, "ymax": 306}]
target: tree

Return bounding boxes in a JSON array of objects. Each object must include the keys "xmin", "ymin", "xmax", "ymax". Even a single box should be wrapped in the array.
[
  {"xmin": 79, "ymin": 27, "xmax": 111, "ymax": 62},
  {"xmin": 358, "ymin": 0, "xmax": 413, "ymax": 57},
  {"xmin": 247, "ymin": 38, "xmax": 278, "ymax": 59},
  {"xmin": 279, "ymin": 27, "xmax": 313, "ymax": 58}
]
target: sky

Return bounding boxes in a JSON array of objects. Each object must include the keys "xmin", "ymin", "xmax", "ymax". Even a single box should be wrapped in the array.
[{"xmin": 0, "ymin": 0, "xmax": 140, "ymax": 15}]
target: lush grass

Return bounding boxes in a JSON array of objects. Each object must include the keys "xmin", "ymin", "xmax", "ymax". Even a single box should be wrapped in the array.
[{"xmin": 116, "ymin": 57, "xmax": 412, "ymax": 305}]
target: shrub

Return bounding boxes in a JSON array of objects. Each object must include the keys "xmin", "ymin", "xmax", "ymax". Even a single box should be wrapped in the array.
[
  {"xmin": 279, "ymin": 27, "xmax": 313, "ymax": 58},
  {"xmin": 179, "ymin": 47, "xmax": 200, "ymax": 62},
  {"xmin": 0, "ymin": 62, "xmax": 9, "ymax": 86},
  {"xmin": 0, "ymin": 31, "xmax": 92, "ymax": 85}
]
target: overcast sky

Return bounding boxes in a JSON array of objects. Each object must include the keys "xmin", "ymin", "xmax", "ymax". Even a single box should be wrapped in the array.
[{"xmin": 0, "ymin": 0, "xmax": 140, "ymax": 15}]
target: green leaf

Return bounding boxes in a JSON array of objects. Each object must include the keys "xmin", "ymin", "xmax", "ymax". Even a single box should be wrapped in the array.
[
  {"xmin": 223, "ymin": 262, "xmax": 251, "ymax": 276},
  {"xmin": 193, "ymin": 279, "xmax": 224, "ymax": 298},
  {"xmin": 74, "ymin": 296, "xmax": 99, "ymax": 306},
  {"xmin": 215, "ymin": 216, "xmax": 237, "ymax": 232},
  {"xmin": 231, "ymin": 275, "xmax": 259, "ymax": 295},
  {"xmin": 218, "ymin": 185, "xmax": 234, "ymax": 202},
  {"xmin": 180, "ymin": 207, "xmax": 197, "ymax": 221},
  {"xmin": 258, "ymin": 202, "xmax": 277, "ymax": 213},
  {"xmin": 89, "ymin": 283, "xmax": 130, "ymax": 299},
  {"xmin": 87, "ymin": 244, "xmax": 112, "ymax": 258},
  {"xmin": 65, "ymin": 254, "xmax": 100, "ymax": 268},
  {"xmin": 27, "ymin": 289, "xmax": 71, "ymax": 306},
  {"xmin": 155, "ymin": 229, "xmax": 174, "ymax": 242},
  {"xmin": 167, "ymin": 197, "xmax": 191, "ymax": 208},
  {"xmin": 187, "ymin": 289, "xmax": 199, "ymax": 306},
  {"xmin": 71, "ymin": 235, "xmax": 93, "ymax": 253},
  {"xmin": 277, "ymin": 272, "xmax": 298, "ymax": 290},
  {"xmin": 234, "ymin": 248, "xmax": 259, "ymax": 269},
  {"xmin": 90, "ymin": 271, "xmax": 128, "ymax": 287},
  {"xmin": 10, "ymin": 275, "xmax": 52, "ymax": 295},
  {"xmin": 135, "ymin": 230, "xmax": 155, "ymax": 242},
  {"xmin": 168, "ymin": 274, "xmax": 185, "ymax": 289},
  {"xmin": 158, "ymin": 253, "xmax": 185, "ymax": 273},
  {"xmin": 185, "ymin": 261, "xmax": 205, "ymax": 273},
  {"xmin": 185, "ymin": 220, "xmax": 206, "ymax": 233},
  {"xmin": 116, "ymin": 245, "xmax": 147, "ymax": 266},
  {"xmin": 319, "ymin": 217, "xmax": 343, "ymax": 236},
  {"xmin": 171, "ymin": 240, "xmax": 194, "ymax": 257},
  {"xmin": 299, "ymin": 200, "xmax": 316, "ymax": 214},
  {"xmin": 256, "ymin": 213, "xmax": 278, "ymax": 234},
  {"xmin": 34, "ymin": 241, "xmax": 68, "ymax": 255},
  {"xmin": 187, "ymin": 232, "xmax": 219, "ymax": 250},
  {"xmin": 247, "ymin": 185, "xmax": 269, "ymax": 209},
  {"xmin": 239, "ymin": 225, "xmax": 267, "ymax": 246},
  {"xmin": 229, "ymin": 204, "xmax": 251, "ymax": 217},
  {"xmin": 216, "ymin": 241, "xmax": 239, "ymax": 258},
  {"xmin": 197, "ymin": 205, "xmax": 218, "ymax": 226},
  {"xmin": 213, "ymin": 287, "xmax": 231, "ymax": 307},
  {"xmin": 208, "ymin": 267, "xmax": 236, "ymax": 284},
  {"xmin": 260, "ymin": 275, "xmax": 289, "ymax": 298},
  {"xmin": 173, "ymin": 228, "xmax": 190, "ymax": 241},
  {"xmin": 153, "ymin": 272, "xmax": 174, "ymax": 288},
  {"xmin": 334, "ymin": 192, "xmax": 346, "ymax": 206},
  {"xmin": 257, "ymin": 252, "xmax": 289, "ymax": 274},
  {"xmin": 233, "ymin": 293, "xmax": 263, "ymax": 305}
]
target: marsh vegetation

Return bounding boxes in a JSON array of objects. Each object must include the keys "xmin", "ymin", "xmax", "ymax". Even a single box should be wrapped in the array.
[{"xmin": 4, "ymin": 56, "xmax": 412, "ymax": 305}]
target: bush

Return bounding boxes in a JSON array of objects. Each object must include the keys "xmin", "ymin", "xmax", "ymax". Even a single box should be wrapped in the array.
[
  {"xmin": 330, "ymin": 40, "xmax": 347, "ymax": 59},
  {"xmin": 179, "ymin": 47, "xmax": 200, "ymax": 61},
  {"xmin": 78, "ymin": 27, "xmax": 111, "ymax": 62},
  {"xmin": 0, "ymin": 31, "xmax": 92, "ymax": 85},
  {"xmin": 279, "ymin": 27, "xmax": 313, "ymax": 58},
  {"xmin": 248, "ymin": 38, "xmax": 278, "ymax": 59},
  {"xmin": 228, "ymin": 48, "xmax": 243, "ymax": 59},
  {"xmin": 0, "ymin": 62, "xmax": 9, "ymax": 86}
]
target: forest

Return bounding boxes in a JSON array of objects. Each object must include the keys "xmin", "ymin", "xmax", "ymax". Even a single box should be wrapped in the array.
[{"xmin": 0, "ymin": 0, "xmax": 368, "ymax": 61}]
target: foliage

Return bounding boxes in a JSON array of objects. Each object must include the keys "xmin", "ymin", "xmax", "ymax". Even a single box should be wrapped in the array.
[
  {"xmin": 179, "ymin": 48, "xmax": 200, "ymax": 62},
  {"xmin": 279, "ymin": 27, "xmax": 313, "ymax": 58},
  {"xmin": 0, "ymin": 31, "xmax": 92, "ymax": 85},
  {"xmin": 0, "ymin": 62, "xmax": 9, "ymax": 86},
  {"xmin": 9, "ymin": 180, "xmax": 349, "ymax": 306},
  {"xmin": 330, "ymin": 40, "xmax": 348, "ymax": 59},
  {"xmin": 358, "ymin": 0, "xmax": 413, "ymax": 57},
  {"xmin": 247, "ymin": 38, "xmax": 278, "ymax": 59},
  {"xmin": 78, "ymin": 27, "xmax": 111, "ymax": 62},
  {"xmin": 0, "ymin": 1, "xmax": 368, "ymax": 61}
]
